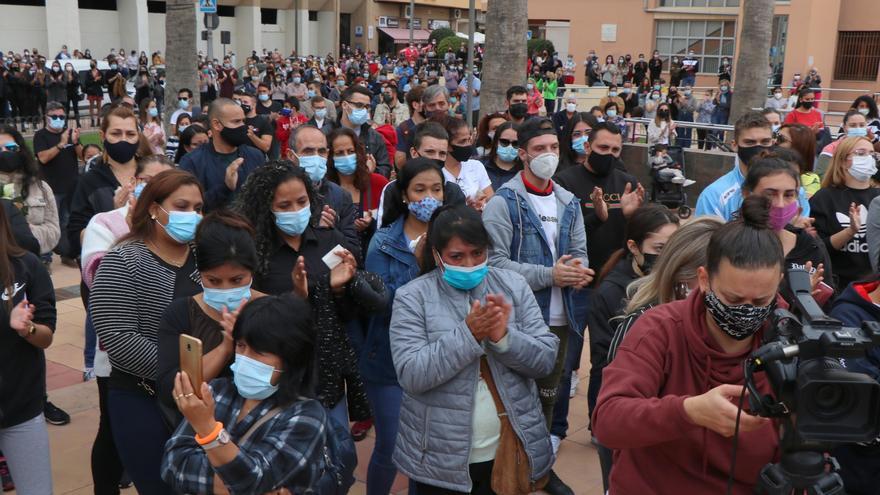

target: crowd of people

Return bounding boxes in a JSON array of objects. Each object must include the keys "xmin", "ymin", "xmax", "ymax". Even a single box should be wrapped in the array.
[{"xmin": 0, "ymin": 40, "xmax": 879, "ymax": 495}]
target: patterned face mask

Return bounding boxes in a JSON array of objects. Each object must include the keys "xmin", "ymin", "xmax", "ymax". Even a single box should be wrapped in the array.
[{"xmin": 703, "ymin": 290, "xmax": 775, "ymax": 341}]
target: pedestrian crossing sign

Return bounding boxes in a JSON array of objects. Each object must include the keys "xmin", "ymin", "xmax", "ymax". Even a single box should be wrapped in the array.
[{"xmin": 200, "ymin": 0, "xmax": 217, "ymax": 13}]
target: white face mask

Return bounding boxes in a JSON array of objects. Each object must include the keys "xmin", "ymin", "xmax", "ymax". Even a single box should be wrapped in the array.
[
  {"xmin": 858, "ymin": 108, "xmax": 870, "ymax": 116},
  {"xmin": 774, "ymin": 93, "xmax": 782, "ymax": 99},
  {"xmin": 527, "ymin": 152, "xmax": 559, "ymax": 180},
  {"xmin": 850, "ymin": 155, "xmax": 878, "ymax": 182},
  {"xmin": 566, "ymin": 103, "xmax": 577, "ymax": 113}
]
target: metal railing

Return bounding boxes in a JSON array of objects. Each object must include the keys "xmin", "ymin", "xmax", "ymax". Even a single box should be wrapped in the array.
[{"xmin": 623, "ymin": 117, "xmax": 734, "ymax": 151}]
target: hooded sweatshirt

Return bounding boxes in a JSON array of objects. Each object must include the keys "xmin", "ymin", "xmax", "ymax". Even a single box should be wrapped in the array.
[
  {"xmin": 592, "ymin": 290, "xmax": 779, "ymax": 495},
  {"xmin": 828, "ymin": 280, "xmax": 880, "ymax": 495}
]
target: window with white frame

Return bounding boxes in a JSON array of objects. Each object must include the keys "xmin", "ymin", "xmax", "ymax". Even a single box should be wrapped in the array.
[{"xmin": 654, "ymin": 19, "xmax": 736, "ymax": 74}]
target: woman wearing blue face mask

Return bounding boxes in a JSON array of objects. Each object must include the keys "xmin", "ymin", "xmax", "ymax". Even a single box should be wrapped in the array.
[
  {"xmin": 363, "ymin": 158, "xmax": 446, "ymax": 494},
  {"xmin": 558, "ymin": 111, "xmax": 598, "ymax": 173},
  {"xmin": 139, "ymin": 98, "xmax": 166, "ymax": 155},
  {"xmin": 235, "ymin": 161, "xmax": 374, "ymax": 430},
  {"xmin": 156, "ymin": 209, "xmax": 264, "ymax": 425},
  {"xmin": 482, "ymin": 121, "xmax": 522, "ymax": 191},
  {"xmin": 326, "ymin": 128, "xmax": 389, "ymax": 254},
  {"xmin": 389, "ymin": 204, "xmax": 558, "ymax": 494},
  {"xmin": 89, "ymin": 169, "xmax": 204, "ymax": 495},
  {"xmin": 161, "ymin": 294, "xmax": 337, "ymax": 494}
]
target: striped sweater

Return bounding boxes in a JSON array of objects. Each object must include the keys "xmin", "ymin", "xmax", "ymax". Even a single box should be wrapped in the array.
[{"xmin": 89, "ymin": 240, "xmax": 201, "ymax": 380}]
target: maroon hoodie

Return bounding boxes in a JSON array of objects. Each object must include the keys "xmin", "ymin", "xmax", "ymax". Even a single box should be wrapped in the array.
[{"xmin": 592, "ymin": 290, "xmax": 780, "ymax": 495}]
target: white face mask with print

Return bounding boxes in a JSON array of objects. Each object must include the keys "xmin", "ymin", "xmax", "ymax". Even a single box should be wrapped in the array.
[{"xmin": 849, "ymin": 155, "xmax": 878, "ymax": 182}]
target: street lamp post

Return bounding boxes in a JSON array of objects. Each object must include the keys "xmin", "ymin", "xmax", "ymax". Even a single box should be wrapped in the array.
[{"xmin": 465, "ymin": 0, "xmax": 475, "ymax": 127}]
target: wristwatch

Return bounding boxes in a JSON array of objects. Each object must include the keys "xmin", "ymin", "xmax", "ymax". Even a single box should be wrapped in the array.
[{"xmin": 202, "ymin": 428, "xmax": 230, "ymax": 451}]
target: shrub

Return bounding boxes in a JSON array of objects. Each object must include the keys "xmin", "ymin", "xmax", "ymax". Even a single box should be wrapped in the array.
[
  {"xmin": 429, "ymin": 27, "xmax": 457, "ymax": 46},
  {"xmin": 527, "ymin": 39, "xmax": 556, "ymax": 57},
  {"xmin": 437, "ymin": 36, "xmax": 466, "ymax": 56}
]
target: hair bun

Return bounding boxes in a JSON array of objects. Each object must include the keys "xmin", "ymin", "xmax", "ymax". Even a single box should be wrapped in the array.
[{"xmin": 740, "ymin": 194, "xmax": 772, "ymax": 230}]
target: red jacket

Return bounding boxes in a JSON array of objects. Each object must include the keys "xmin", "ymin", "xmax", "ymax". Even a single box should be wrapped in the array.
[{"xmin": 593, "ymin": 290, "xmax": 780, "ymax": 495}]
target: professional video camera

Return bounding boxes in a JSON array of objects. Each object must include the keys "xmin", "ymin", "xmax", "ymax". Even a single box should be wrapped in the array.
[{"xmin": 742, "ymin": 269, "xmax": 880, "ymax": 494}]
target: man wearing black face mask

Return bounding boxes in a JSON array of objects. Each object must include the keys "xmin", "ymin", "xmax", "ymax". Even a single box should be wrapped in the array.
[
  {"xmin": 179, "ymin": 98, "xmax": 264, "ymax": 212},
  {"xmin": 233, "ymin": 90, "xmax": 272, "ymax": 155},
  {"xmin": 505, "ymin": 85, "xmax": 531, "ymax": 125},
  {"xmin": 696, "ymin": 111, "xmax": 811, "ymax": 221}
]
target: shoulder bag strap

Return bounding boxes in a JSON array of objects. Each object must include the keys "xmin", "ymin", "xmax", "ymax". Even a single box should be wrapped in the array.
[
  {"xmin": 239, "ymin": 406, "xmax": 284, "ymax": 445},
  {"xmin": 479, "ymin": 357, "xmax": 507, "ymax": 417}
]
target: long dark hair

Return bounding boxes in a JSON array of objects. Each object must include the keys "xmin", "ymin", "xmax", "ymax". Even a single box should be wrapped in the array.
[
  {"xmin": 326, "ymin": 127, "xmax": 370, "ymax": 193},
  {"xmin": 234, "ymin": 161, "xmax": 318, "ymax": 276},
  {"xmin": 382, "ymin": 158, "xmax": 445, "ymax": 227},
  {"xmin": 232, "ymin": 294, "xmax": 317, "ymax": 406},
  {"xmin": 476, "ymin": 111, "xmax": 509, "ymax": 149},
  {"xmin": 420, "ymin": 204, "xmax": 492, "ymax": 274},
  {"xmin": 195, "ymin": 210, "xmax": 258, "ymax": 273},
  {"xmin": 0, "ymin": 125, "xmax": 41, "ymax": 201},
  {"xmin": 852, "ymin": 95, "xmax": 879, "ymax": 120},
  {"xmin": 486, "ymin": 121, "xmax": 520, "ymax": 169},
  {"xmin": 597, "ymin": 203, "xmax": 679, "ymax": 283},
  {"xmin": 0, "ymin": 201, "xmax": 26, "ymax": 310},
  {"xmin": 743, "ymin": 151, "xmax": 801, "ymax": 193},
  {"xmin": 175, "ymin": 124, "xmax": 208, "ymax": 164},
  {"xmin": 559, "ymin": 112, "xmax": 598, "ymax": 167},
  {"xmin": 778, "ymin": 124, "xmax": 815, "ymax": 174}
]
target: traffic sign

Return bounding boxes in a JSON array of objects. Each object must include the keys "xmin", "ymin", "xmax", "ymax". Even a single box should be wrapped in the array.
[{"xmin": 200, "ymin": 0, "xmax": 217, "ymax": 14}]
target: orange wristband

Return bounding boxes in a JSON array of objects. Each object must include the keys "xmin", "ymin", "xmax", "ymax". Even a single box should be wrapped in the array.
[{"xmin": 195, "ymin": 421, "xmax": 223, "ymax": 445}]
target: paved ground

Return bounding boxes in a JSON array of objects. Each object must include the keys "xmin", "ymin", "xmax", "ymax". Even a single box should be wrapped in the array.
[{"xmin": 10, "ymin": 259, "xmax": 604, "ymax": 495}]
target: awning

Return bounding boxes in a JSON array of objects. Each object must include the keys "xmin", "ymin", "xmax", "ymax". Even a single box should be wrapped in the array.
[
  {"xmin": 378, "ymin": 27, "xmax": 431, "ymax": 44},
  {"xmin": 456, "ymin": 31, "xmax": 485, "ymax": 44}
]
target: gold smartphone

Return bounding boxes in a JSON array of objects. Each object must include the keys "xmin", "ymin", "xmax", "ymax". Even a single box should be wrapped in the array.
[{"xmin": 179, "ymin": 334, "xmax": 204, "ymax": 399}]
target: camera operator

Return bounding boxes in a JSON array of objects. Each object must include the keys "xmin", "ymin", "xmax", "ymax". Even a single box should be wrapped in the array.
[
  {"xmin": 592, "ymin": 195, "xmax": 785, "ymax": 495},
  {"xmin": 828, "ymin": 274, "xmax": 880, "ymax": 494}
]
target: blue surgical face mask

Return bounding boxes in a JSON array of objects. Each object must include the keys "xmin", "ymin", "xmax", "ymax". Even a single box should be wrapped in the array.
[
  {"xmin": 293, "ymin": 77, "xmax": 301, "ymax": 84},
  {"xmin": 203, "ymin": 283, "xmax": 252, "ymax": 312},
  {"xmin": 158, "ymin": 207, "xmax": 201, "ymax": 244},
  {"xmin": 348, "ymin": 107, "xmax": 369, "ymax": 125},
  {"xmin": 307, "ymin": 89, "xmax": 316, "ymax": 98},
  {"xmin": 334, "ymin": 154, "xmax": 358, "ymax": 175},
  {"xmin": 314, "ymin": 108, "xmax": 327, "ymax": 119},
  {"xmin": 49, "ymin": 116, "xmax": 66, "ymax": 129},
  {"xmin": 258, "ymin": 94, "xmax": 270, "ymax": 102},
  {"xmin": 178, "ymin": 98, "xmax": 189, "ymax": 109},
  {"xmin": 572, "ymin": 136, "xmax": 588, "ymax": 155},
  {"xmin": 438, "ymin": 253, "xmax": 489, "ymax": 291},
  {"xmin": 274, "ymin": 205, "xmax": 311, "ymax": 236},
  {"xmin": 147, "ymin": 107, "xmax": 158, "ymax": 117},
  {"xmin": 407, "ymin": 196, "xmax": 442, "ymax": 223},
  {"xmin": 296, "ymin": 154, "xmax": 327, "ymax": 183},
  {"xmin": 847, "ymin": 127, "xmax": 868, "ymax": 137},
  {"xmin": 133, "ymin": 182, "xmax": 146, "ymax": 200},
  {"xmin": 231, "ymin": 353, "xmax": 279, "ymax": 400},
  {"xmin": 496, "ymin": 144, "xmax": 518, "ymax": 162}
]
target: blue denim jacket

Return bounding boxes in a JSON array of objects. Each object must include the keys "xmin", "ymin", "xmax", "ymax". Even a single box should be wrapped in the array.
[
  {"xmin": 483, "ymin": 172, "xmax": 589, "ymax": 334},
  {"xmin": 361, "ymin": 218, "xmax": 421, "ymax": 385}
]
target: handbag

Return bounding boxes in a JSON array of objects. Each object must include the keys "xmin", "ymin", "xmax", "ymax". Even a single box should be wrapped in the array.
[{"xmin": 479, "ymin": 357, "xmax": 548, "ymax": 495}]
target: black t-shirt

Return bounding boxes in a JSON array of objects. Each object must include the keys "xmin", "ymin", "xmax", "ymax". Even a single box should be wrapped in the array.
[
  {"xmin": 782, "ymin": 226, "xmax": 833, "ymax": 302},
  {"xmin": 809, "ymin": 185, "xmax": 880, "ymax": 290},
  {"xmin": 246, "ymin": 115, "xmax": 273, "ymax": 138},
  {"xmin": 256, "ymin": 100, "xmax": 281, "ymax": 116},
  {"xmin": 253, "ymin": 227, "xmax": 345, "ymax": 296},
  {"xmin": 33, "ymin": 128, "xmax": 79, "ymax": 195},
  {"xmin": 555, "ymin": 163, "xmax": 639, "ymax": 279},
  {"xmin": 0, "ymin": 252, "xmax": 56, "ymax": 428}
]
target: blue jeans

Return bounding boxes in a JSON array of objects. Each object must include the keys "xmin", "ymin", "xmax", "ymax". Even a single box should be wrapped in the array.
[
  {"xmin": 84, "ymin": 312, "xmax": 96, "ymax": 369},
  {"xmin": 677, "ymin": 111, "xmax": 694, "ymax": 148},
  {"xmin": 551, "ymin": 288, "xmax": 591, "ymax": 438},
  {"xmin": 364, "ymin": 381, "xmax": 404, "ymax": 495},
  {"xmin": 107, "ymin": 389, "xmax": 172, "ymax": 495}
]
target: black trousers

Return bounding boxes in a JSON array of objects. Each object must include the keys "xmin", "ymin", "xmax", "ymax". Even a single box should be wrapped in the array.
[
  {"xmin": 91, "ymin": 377, "xmax": 124, "ymax": 495},
  {"xmin": 414, "ymin": 460, "xmax": 495, "ymax": 495}
]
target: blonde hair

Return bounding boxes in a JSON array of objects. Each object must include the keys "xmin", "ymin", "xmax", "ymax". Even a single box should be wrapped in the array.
[
  {"xmin": 624, "ymin": 216, "xmax": 724, "ymax": 313},
  {"xmin": 822, "ymin": 136, "xmax": 873, "ymax": 188}
]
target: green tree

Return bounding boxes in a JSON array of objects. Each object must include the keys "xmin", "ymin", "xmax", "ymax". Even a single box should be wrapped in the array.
[
  {"xmin": 729, "ymin": 0, "xmax": 774, "ymax": 123},
  {"xmin": 481, "ymin": 0, "xmax": 527, "ymax": 114},
  {"xmin": 429, "ymin": 27, "xmax": 457, "ymax": 45},
  {"xmin": 165, "ymin": 0, "xmax": 198, "ymax": 125},
  {"xmin": 527, "ymin": 39, "xmax": 555, "ymax": 58},
  {"xmin": 437, "ymin": 36, "xmax": 465, "ymax": 55}
]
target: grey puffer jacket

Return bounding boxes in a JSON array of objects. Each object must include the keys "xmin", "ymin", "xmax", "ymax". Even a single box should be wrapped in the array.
[{"xmin": 390, "ymin": 267, "xmax": 559, "ymax": 492}]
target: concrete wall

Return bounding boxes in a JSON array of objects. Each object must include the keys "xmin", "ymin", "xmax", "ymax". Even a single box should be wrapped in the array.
[
  {"xmin": 80, "ymin": 9, "xmax": 121, "ymax": 58},
  {"xmin": 0, "ymin": 5, "xmax": 48, "ymax": 54},
  {"xmin": 620, "ymin": 143, "xmax": 736, "ymax": 208}
]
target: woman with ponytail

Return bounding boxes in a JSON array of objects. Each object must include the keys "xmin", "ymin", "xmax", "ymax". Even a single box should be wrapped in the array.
[{"xmin": 593, "ymin": 195, "xmax": 785, "ymax": 495}]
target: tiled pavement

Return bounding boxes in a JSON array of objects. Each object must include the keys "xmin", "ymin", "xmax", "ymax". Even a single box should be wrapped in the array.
[{"xmin": 11, "ymin": 260, "xmax": 604, "ymax": 495}]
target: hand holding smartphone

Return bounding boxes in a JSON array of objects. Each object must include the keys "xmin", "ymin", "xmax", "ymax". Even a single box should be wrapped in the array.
[{"xmin": 179, "ymin": 334, "xmax": 204, "ymax": 399}]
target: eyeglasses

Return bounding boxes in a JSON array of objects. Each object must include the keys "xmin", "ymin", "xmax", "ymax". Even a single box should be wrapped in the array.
[
  {"xmin": 2, "ymin": 142, "xmax": 20, "ymax": 153},
  {"xmin": 498, "ymin": 138, "xmax": 518, "ymax": 147},
  {"xmin": 849, "ymin": 149, "xmax": 880, "ymax": 160}
]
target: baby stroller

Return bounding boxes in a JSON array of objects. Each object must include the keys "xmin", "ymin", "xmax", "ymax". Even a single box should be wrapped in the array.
[{"xmin": 648, "ymin": 144, "xmax": 692, "ymax": 219}]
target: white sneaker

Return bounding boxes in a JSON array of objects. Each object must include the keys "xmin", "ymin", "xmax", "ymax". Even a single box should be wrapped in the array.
[
  {"xmin": 551, "ymin": 434, "xmax": 562, "ymax": 456},
  {"xmin": 670, "ymin": 176, "xmax": 686, "ymax": 185},
  {"xmin": 683, "ymin": 179, "xmax": 696, "ymax": 187},
  {"xmin": 569, "ymin": 371, "xmax": 579, "ymax": 398}
]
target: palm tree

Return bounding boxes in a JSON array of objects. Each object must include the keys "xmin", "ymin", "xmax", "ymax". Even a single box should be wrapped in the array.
[
  {"xmin": 480, "ymin": 0, "xmax": 527, "ymax": 115},
  {"xmin": 165, "ymin": 0, "xmax": 199, "ymax": 126},
  {"xmin": 729, "ymin": 0, "xmax": 774, "ymax": 123}
]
